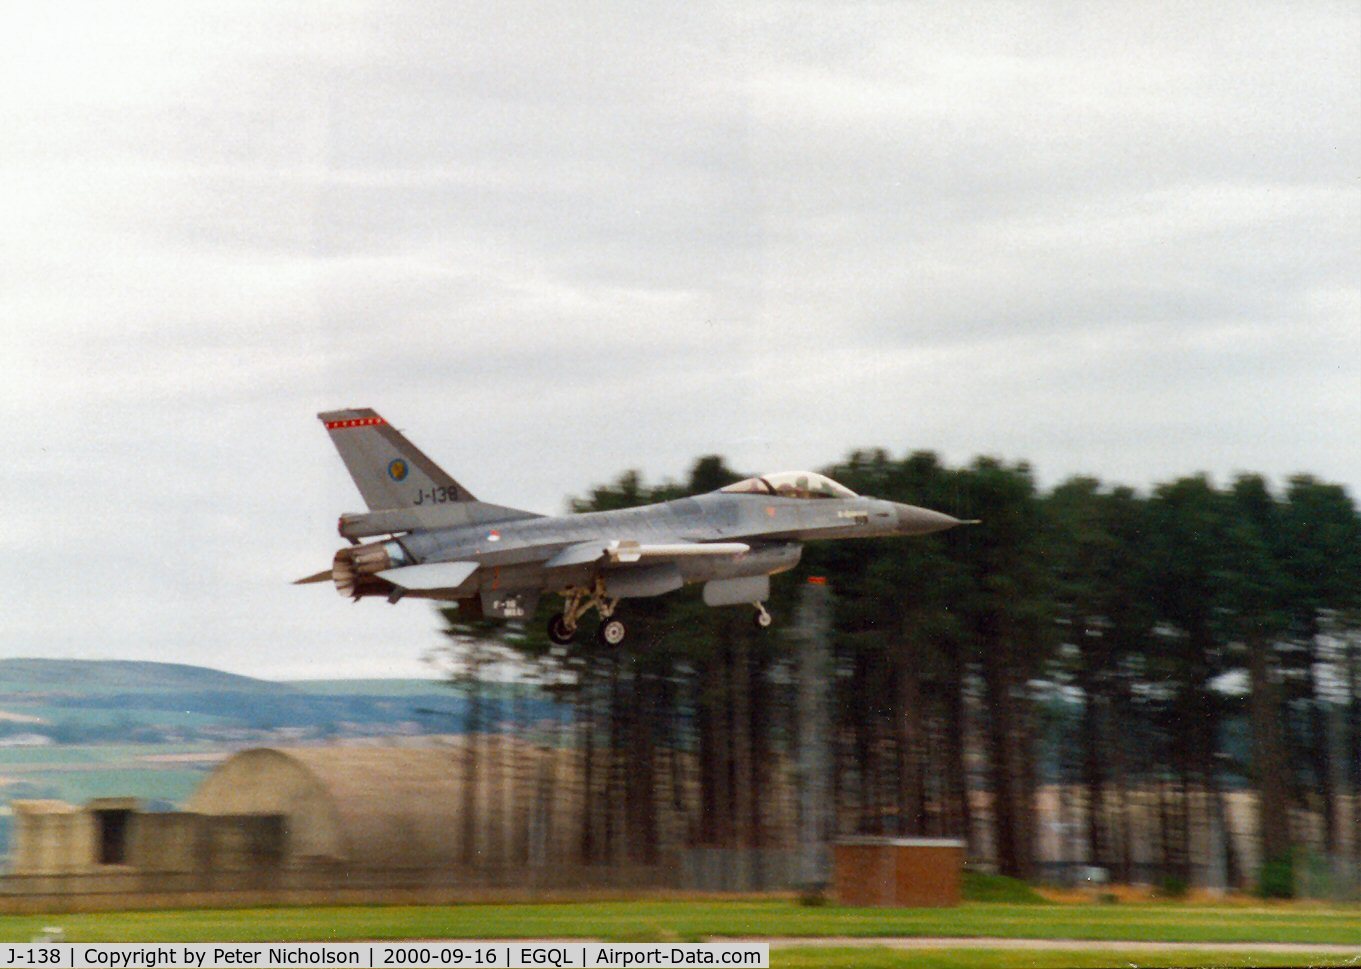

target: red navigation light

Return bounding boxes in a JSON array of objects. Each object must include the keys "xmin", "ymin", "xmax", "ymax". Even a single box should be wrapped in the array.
[{"xmin": 807, "ymin": 576, "xmax": 827, "ymax": 585}]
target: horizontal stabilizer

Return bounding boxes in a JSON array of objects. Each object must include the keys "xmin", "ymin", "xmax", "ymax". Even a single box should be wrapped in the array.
[
  {"xmin": 377, "ymin": 561, "xmax": 479, "ymax": 591},
  {"xmin": 293, "ymin": 569, "xmax": 334, "ymax": 585}
]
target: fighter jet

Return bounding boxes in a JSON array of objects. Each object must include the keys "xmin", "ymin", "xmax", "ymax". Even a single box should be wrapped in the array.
[{"xmin": 297, "ymin": 408, "xmax": 972, "ymax": 646}]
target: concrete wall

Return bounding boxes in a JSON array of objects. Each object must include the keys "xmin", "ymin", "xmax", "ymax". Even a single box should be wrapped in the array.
[
  {"xmin": 126, "ymin": 811, "xmax": 204, "ymax": 873},
  {"xmin": 8, "ymin": 801, "xmax": 283, "ymax": 879},
  {"xmin": 124, "ymin": 813, "xmax": 284, "ymax": 874},
  {"xmin": 10, "ymin": 804, "xmax": 95, "ymax": 875},
  {"xmin": 0, "ymin": 863, "xmax": 681, "ymax": 913}
]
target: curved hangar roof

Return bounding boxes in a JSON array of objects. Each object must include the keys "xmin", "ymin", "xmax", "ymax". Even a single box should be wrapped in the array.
[{"xmin": 186, "ymin": 746, "xmax": 465, "ymax": 868}]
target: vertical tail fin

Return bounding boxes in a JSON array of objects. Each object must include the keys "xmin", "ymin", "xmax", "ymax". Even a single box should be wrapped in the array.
[{"xmin": 318, "ymin": 408, "xmax": 475, "ymax": 511}]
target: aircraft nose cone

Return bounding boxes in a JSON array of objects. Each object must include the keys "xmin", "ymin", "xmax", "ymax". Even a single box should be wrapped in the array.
[{"xmin": 894, "ymin": 503, "xmax": 973, "ymax": 535}]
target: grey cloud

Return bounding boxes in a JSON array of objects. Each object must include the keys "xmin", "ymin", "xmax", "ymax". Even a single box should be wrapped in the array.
[{"xmin": 1, "ymin": 0, "xmax": 1356, "ymax": 677}]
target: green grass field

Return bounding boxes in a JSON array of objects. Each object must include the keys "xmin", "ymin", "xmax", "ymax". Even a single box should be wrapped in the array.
[
  {"xmin": 8, "ymin": 767, "xmax": 205, "ymax": 804},
  {"xmin": 0, "ymin": 743, "xmax": 213, "ymax": 806},
  {"xmin": 1, "ymin": 900, "xmax": 1358, "ymax": 945}
]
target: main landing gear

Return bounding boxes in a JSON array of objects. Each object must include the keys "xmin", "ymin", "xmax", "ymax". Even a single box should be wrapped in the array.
[
  {"xmin": 547, "ymin": 580, "xmax": 625, "ymax": 646},
  {"xmin": 547, "ymin": 587, "xmax": 775, "ymax": 645}
]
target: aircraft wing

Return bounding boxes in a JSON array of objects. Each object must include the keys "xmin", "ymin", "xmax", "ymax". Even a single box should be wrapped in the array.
[{"xmin": 544, "ymin": 540, "xmax": 749, "ymax": 569}]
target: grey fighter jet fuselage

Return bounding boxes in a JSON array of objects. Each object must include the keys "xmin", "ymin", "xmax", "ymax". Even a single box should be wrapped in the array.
[{"xmin": 298, "ymin": 408, "xmax": 971, "ymax": 646}]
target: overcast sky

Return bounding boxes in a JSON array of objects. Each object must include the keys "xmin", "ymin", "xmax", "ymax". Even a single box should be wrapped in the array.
[{"xmin": 2, "ymin": 2, "xmax": 1357, "ymax": 679}]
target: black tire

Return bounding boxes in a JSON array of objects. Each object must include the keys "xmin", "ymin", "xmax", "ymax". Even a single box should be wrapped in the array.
[
  {"xmin": 547, "ymin": 614, "xmax": 575, "ymax": 645},
  {"xmin": 596, "ymin": 617, "xmax": 626, "ymax": 647}
]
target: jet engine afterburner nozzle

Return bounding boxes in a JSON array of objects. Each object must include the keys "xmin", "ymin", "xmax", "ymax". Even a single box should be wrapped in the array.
[{"xmin": 331, "ymin": 540, "xmax": 409, "ymax": 598}]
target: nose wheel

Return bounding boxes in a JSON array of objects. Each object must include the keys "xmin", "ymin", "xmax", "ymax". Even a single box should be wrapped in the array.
[{"xmin": 753, "ymin": 602, "xmax": 773, "ymax": 629}]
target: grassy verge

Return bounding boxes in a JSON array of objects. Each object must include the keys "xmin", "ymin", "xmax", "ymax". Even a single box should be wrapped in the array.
[
  {"xmin": 0, "ymin": 900, "xmax": 1359, "ymax": 945},
  {"xmin": 961, "ymin": 871, "xmax": 1048, "ymax": 903}
]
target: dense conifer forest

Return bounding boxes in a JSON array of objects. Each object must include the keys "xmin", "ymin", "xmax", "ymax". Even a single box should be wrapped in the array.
[{"xmin": 437, "ymin": 451, "xmax": 1361, "ymax": 895}]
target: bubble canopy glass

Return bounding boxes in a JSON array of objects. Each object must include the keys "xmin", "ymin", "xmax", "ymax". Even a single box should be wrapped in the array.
[{"xmin": 719, "ymin": 471, "xmax": 859, "ymax": 500}]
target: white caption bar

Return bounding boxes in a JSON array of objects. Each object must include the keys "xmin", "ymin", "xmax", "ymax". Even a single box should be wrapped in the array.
[{"xmin": 1, "ymin": 943, "xmax": 769, "ymax": 969}]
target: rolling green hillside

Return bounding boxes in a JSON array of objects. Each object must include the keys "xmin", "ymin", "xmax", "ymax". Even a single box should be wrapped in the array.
[
  {"xmin": 0, "ymin": 658, "xmax": 292, "ymax": 695},
  {"xmin": 0, "ymin": 658, "xmax": 476, "ymax": 741}
]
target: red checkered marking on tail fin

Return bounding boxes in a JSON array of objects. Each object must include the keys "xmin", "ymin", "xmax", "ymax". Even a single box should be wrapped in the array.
[{"xmin": 324, "ymin": 416, "xmax": 386, "ymax": 430}]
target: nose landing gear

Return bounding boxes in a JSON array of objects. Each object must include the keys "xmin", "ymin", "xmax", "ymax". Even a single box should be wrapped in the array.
[{"xmin": 753, "ymin": 601, "xmax": 773, "ymax": 629}]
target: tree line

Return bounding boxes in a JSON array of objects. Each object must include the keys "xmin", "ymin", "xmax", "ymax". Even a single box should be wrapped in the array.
[{"xmin": 436, "ymin": 450, "xmax": 1361, "ymax": 894}]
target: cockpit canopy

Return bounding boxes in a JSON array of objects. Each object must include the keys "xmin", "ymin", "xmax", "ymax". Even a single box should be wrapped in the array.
[{"xmin": 720, "ymin": 471, "xmax": 859, "ymax": 500}]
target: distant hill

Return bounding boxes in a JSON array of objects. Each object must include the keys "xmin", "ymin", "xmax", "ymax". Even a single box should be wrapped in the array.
[
  {"xmin": 0, "ymin": 658, "xmax": 558, "ymax": 746},
  {"xmin": 0, "ymin": 658, "xmax": 295, "ymax": 695}
]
